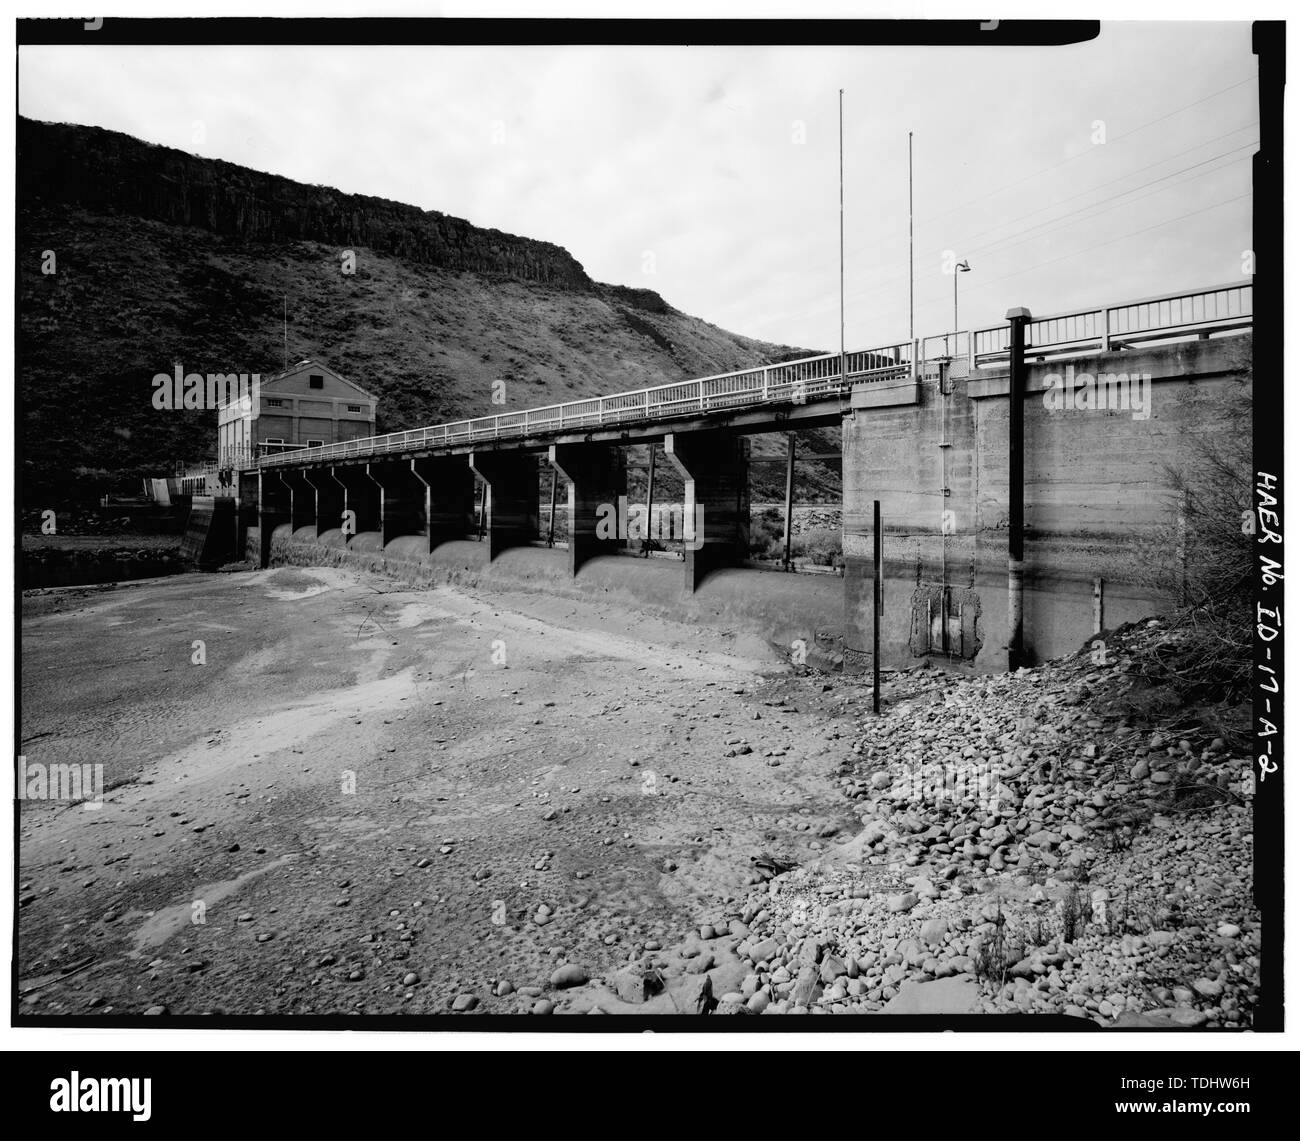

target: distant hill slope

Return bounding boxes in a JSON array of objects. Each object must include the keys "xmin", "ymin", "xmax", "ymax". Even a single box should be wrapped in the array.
[{"xmin": 18, "ymin": 117, "xmax": 839, "ymax": 504}]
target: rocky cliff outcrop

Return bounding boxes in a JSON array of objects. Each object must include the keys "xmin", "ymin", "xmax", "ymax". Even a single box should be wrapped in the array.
[{"xmin": 19, "ymin": 117, "xmax": 594, "ymax": 288}]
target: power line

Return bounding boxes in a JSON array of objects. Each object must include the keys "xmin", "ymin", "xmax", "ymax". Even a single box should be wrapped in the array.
[
  {"xmin": 905, "ymin": 73, "xmax": 1257, "ymax": 231},
  {"xmin": 945, "ymin": 127, "xmax": 1258, "ymax": 253},
  {"xmin": 844, "ymin": 116, "xmax": 1258, "ymax": 265},
  {"xmin": 963, "ymin": 147, "xmax": 1252, "ymax": 259},
  {"xmin": 923, "ymin": 191, "xmax": 1252, "ymax": 308},
  {"xmin": 807, "ymin": 190, "xmax": 1250, "ymax": 342},
  {"xmin": 762, "ymin": 142, "xmax": 1253, "ymax": 336},
  {"xmin": 888, "ymin": 143, "xmax": 1255, "ymax": 297},
  {"xmin": 840, "ymin": 138, "xmax": 1255, "ymax": 312}
]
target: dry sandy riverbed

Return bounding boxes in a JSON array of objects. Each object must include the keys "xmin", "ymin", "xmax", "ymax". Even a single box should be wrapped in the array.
[{"xmin": 19, "ymin": 566, "xmax": 867, "ymax": 1017}]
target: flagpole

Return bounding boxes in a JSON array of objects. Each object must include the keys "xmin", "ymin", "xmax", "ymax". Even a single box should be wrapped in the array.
[{"xmin": 839, "ymin": 89, "xmax": 845, "ymax": 384}]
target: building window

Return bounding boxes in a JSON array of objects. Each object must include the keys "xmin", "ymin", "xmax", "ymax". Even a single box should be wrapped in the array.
[
  {"xmin": 347, "ymin": 404, "xmax": 362, "ymax": 413},
  {"xmin": 309, "ymin": 375, "xmax": 324, "ymax": 389},
  {"xmin": 267, "ymin": 398, "xmax": 284, "ymax": 407},
  {"xmin": 305, "ymin": 439, "xmax": 325, "ymax": 448}
]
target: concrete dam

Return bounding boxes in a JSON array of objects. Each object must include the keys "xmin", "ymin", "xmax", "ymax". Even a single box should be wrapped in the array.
[{"xmin": 220, "ymin": 281, "xmax": 1252, "ymax": 674}]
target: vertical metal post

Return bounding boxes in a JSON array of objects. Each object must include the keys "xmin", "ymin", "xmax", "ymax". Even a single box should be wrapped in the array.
[
  {"xmin": 1006, "ymin": 306, "xmax": 1032, "ymax": 670},
  {"xmin": 644, "ymin": 443, "xmax": 656, "ymax": 556},
  {"xmin": 873, "ymin": 498, "xmax": 882, "ymax": 714},
  {"xmin": 953, "ymin": 271, "xmax": 959, "ymax": 349},
  {"xmin": 908, "ymin": 132, "xmax": 914, "ymax": 344},
  {"xmin": 950, "ymin": 260, "xmax": 970, "ymax": 359},
  {"xmin": 782, "ymin": 433, "xmax": 796, "ymax": 571},
  {"xmin": 839, "ymin": 89, "xmax": 846, "ymax": 390},
  {"xmin": 547, "ymin": 467, "xmax": 558, "ymax": 547},
  {"xmin": 1177, "ymin": 488, "xmax": 1190, "ymax": 605}
]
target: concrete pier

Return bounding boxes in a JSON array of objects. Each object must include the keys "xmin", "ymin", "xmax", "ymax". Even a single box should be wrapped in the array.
[
  {"xmin": 412, "ymin": 455, "xmax": 477, "ymax": 551},
  {"xmin": 279, "ymin": 469, "xmax": 316, "ymax": 533},
  {"xmin": 664, "ymin": 430, "xmax": 750, "ymax": 593},
  {"xmin": 256, "ymin": 469, "xmax": 289, "ymax": 569},
  {"xmin": 548, "ymin": 442, "xmax": 626, "ymax": 574},
  {"xmin": 332, "ymin": 463, "xmax": 381, "ymax": 540},
  {"xmin": 368, "ymin": 460, "xmax": 426, "ymax": 546},
  {"xmin": 469, "ymin": 451, "xmax": 541, "ymax": 560},
  {"xmin": 304, "ymin": 467, "xmax": 344, "ymax": 539}
]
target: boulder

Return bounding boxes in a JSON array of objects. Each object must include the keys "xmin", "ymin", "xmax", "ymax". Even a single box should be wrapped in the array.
[
  {"xmin": 610, "ymin": 964, "xmax": 658, "ymax": 1004},
  {"xmin": 671, "ymin": 973, "xmax": 713, "ymax": 1014},
  {"xmin": 550, "ymin": 964, "xmax": 589, "ymax": 989},
  {"xmin": 819, "ymin": 954, "xmax": 848, "ymax": 983},
  {"xmin": 919, "ymin": 918, "xmax": 949, "ymax": 947}
]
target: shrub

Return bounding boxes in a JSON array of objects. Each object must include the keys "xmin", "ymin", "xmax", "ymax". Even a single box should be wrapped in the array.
[
  {"xmin": 747, "ymin": 507, "xmax": 785, "ymax": 560},
  {"xmin": 794, "ymin": 526, "xmax": 843, "ymax": 568},
  {"xmin": 1116, "ymin": 340, "xmax": 1253, "ymax": 725}
]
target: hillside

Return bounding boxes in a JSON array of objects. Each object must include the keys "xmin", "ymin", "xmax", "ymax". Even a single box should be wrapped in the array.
[{"xmin": 17, "ymin": 117, "xmax": 840, "ymax": 506}]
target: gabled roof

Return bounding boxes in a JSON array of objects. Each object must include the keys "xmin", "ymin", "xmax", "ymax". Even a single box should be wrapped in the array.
[{"xmin": 261, "ymin": 359, "xmax": 376, "ymax": 400}]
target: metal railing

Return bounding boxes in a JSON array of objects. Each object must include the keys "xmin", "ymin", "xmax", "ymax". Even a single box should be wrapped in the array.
[
  {"xmin": 260, "ymin": 341, "xmax": 913, "ymax": 467},
  {"xmin": 186, "ymin": 444, "xmax": 297, "ymax": 477},
  {"xmin": 220, "ymin": 445, "xmax": 264, "ymax": 471},
  {"xmin": 969, "ymin": 281, "xmax": 1252, "ymax": 369},
  {"xmin": 258, "ymin": 281, "xmax": 1251, "ymax": 470}
]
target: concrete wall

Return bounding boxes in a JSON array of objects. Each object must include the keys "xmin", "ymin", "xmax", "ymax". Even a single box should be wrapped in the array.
[{"xmin": 843, "ymin": 335, "xmax": 1251, "ymax": 671}]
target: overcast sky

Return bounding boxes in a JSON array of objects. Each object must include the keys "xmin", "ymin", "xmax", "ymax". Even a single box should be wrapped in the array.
[{"xmin": 20, "ymin": 23, "xmax": 1257, "ymax": 352}]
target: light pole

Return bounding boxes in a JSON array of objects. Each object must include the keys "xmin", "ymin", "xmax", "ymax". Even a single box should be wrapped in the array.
[{"xmin": 952, "ymin": 259, "xmax": 971, "ymax": 356}]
